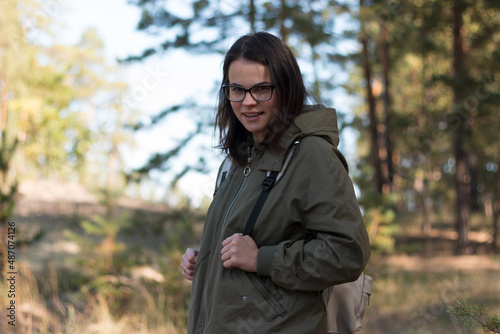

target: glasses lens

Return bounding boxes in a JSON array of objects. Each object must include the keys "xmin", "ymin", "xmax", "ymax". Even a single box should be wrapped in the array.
[
  {"xmin": 250, "ymin": 86, "xmax": 273, "ymax": 101},
  {"xmin": 225, "ymin": 86, "xmax": 245, "ymax": 101}
]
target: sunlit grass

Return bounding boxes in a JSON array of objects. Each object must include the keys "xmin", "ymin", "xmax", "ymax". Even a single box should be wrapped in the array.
[
  {"xmin": 4, "ymin": 194, "xmax": 499, "ymax": 334},
  {"xmin": 2, "ymin": 250, "xmax": 499, "ymax": 333},
  {"xmin": 364, "ymin": 255, "xmax": 500, "ymax": 334},
  {"xmin": 1, "ymin": 256, "xmax": 191, "ymax": 334}
]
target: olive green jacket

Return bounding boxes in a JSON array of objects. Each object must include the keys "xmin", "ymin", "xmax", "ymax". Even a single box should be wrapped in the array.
[{"xmin": 187, "ymin": 106, "xmax": 371, "ymax": 334}]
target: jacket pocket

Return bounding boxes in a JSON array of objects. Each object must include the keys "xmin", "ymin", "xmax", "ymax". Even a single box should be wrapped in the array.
[{"xmin": 240, "ymin": 272, "xmax": 288, "ymax": 319}]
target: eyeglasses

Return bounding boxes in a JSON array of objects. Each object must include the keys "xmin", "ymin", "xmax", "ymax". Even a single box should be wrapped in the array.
[{"xmin": 222, "ymin": 84, "xmax": 275, "ymax": 102}]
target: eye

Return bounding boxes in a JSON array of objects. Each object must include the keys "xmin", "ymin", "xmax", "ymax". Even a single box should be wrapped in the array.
[
  {"xmin": 254, "ymin": 86, "xmax": 269, "ymax": 92},
  {"xmin": 230, "ymin": 86, "xmax": 244, "ymax": 92}
]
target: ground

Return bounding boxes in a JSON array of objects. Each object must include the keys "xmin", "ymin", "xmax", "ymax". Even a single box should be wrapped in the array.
[{"xmin": 4, "ymin": 180, "xmax": 500, "ymax": 333}]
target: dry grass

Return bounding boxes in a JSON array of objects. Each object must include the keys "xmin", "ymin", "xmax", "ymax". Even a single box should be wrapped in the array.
[
  {"xmin": 1, "ymin": 258, "xmax": 191, "ymax": 334},
  {"xmin": 2, "ymin": 181, "xmax": 193, "ymax": 334},
  {"xmin": 363, "ymin": 254, "xmax": 500, "ymax": 333},
  {"xmin": 2, "ymin": 181, "xmax": 499, "ymax": 333}
]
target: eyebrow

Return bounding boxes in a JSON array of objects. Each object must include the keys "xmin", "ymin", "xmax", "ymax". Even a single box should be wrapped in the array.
[{"xmin": 227, "ymin": 81, "xmax": 273, "ymax": 87}]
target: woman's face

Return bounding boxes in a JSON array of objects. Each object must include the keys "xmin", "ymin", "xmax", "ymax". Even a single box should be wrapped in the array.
[{"xmin": 227, "ymin": 58, "xmax": 278, "ymax": 144}]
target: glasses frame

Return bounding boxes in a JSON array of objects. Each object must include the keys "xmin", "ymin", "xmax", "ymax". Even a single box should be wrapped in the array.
[{"xmin": 222, "ymin": 84, "xmax": 275, "ymax": 102}]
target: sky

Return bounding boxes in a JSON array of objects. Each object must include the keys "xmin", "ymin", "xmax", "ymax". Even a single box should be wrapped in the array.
[
  {"xmin": 58, "ymin": 0, "xmax": 180, "ymax": 61},
  {"xmin": 47, "ymin": 0, "xmax": 226, "ymax": 205},
  {"xmin": 40, "ymin": 0, "xmax": 360, "ymax": 205}
]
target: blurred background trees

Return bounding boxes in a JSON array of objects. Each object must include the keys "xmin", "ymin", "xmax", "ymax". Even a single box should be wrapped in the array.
[
  {"xmin": 0, "ymin": 0, "xmax": 499, "ymax": 269},
  {"xmin": 0, "ymin": 0, "xmax": 135, "ymax": 203},
  {"xmin": 0, "ymin": 0, "xmax": 135, "ymax": 272},
  {"xmin": 124, "ymin": 0, "xmax": 500, "ymax": 254},
  {"xmin": 1, "ymin": 1, "xmax": 500, "ymax": 332}
]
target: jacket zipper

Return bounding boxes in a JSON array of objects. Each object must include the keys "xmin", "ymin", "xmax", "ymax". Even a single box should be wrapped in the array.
[
  {"xmin": 201, "ymin": 148, "xmax": 253, "ymax": 334},
  {"xmin": 221, "ymin": 146, "xmax": 252, "ymax": 230}
]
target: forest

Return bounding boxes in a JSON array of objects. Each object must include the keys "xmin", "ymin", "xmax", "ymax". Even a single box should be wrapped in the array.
[{"xmin": 1, "ymin": 0, "xmax": 500, "ymax": 333}]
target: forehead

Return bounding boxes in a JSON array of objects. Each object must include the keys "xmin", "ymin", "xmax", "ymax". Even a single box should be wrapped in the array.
[{"xmin": 228, "ymin": 58, "xmax": 271, "ymax": 85}]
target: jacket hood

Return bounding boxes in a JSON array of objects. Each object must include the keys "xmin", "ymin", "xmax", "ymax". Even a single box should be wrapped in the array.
[
  {"xmin": 280, "ymin": 104, "xmax": 340, "ymax": 149},
  {"xmin": 259, "ymin": 105, "xmax": 348, "ymax": 172}
]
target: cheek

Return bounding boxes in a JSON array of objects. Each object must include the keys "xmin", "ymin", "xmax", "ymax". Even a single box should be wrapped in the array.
[
  {"xmin": 230, "ymin": 102, "xmax": 240, "ymax": 118},
  {"xmin": 268, "ymin": 99, "xmax": 280, "ymax": 120},
  {"xmin": 269, "ymin": 94, "xmax": 279, "ymax": 113}
]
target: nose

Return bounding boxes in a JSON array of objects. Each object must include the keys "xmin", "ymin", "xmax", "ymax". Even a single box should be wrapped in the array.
[{"xmin": 241, "ymin": 91, "xmax": 257, "ymax": 105}]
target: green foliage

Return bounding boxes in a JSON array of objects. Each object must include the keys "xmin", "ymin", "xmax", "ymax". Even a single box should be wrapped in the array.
[
  {"xmin": 359, "ymin": 191, "xmax": 400, "ymax": 253},
  {"xmin": 345, "ymin": 0, "xmax": 500, "ymax": 253},
  {"xmin": 80, "ymin": 215, "xmax": 124, "ymax": 238},
  {"xmin": 2, "ymin": 0, "xmax": 136, "ymax": 187},
  {"xmin": 449, "ymin": 299, "xmax": 500, "ymax": 333},
  {"xmin": 0, "ymin": 132, "xmax": 18, "ymax": 223},
  {"xmin": 163, "ymin": 204, "xmax": 197, "ymax": 251},
  {"xmin": 60, "ymin": 199, "xmax": 196, "ymax": 332},
  {"xmin": 0, "ymin": 0, "xmax": 23, "ymax": 225},
  {"xmin": 67, "ymin": 213, "xmax": 130, "ymax": 274},
  {"xmin": 125, "ymin": 208, "xmax": 166, "ymax": 236},
  {"xmin": 95, "ymin": 186, "xmax": 126, "ymax": 218}
]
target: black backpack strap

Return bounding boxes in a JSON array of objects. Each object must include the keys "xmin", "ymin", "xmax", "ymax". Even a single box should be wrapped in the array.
[{"xmin": 242, "ymin": 171, "xmax": 279, "ymax": 236}]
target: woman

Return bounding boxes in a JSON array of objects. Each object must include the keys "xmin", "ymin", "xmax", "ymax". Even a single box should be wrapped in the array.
[{"xmin": 181, "ymin": 31, "xmax": 370, "ymax": 334}]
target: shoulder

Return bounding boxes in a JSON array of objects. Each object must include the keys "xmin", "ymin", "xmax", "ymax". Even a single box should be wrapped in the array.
[
  {"xmin": 296, "ymin": 136, "xmax": 349, "ymax": 172},
  {"xmin": 214, "ymin": 157, "xmax": 235, "ymax": 196}
]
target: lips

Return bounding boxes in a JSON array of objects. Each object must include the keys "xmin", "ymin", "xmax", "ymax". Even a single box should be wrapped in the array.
[{"xmin": 243, "ymin": 112, "xmax": 264, "ymax": 118}]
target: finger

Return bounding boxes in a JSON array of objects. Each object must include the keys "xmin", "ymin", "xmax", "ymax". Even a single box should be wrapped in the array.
[
  {"xmin": 189, "ymin": 248, "xmax": 199, "ymax": 257},
  {"xmin": 221, "ymin": 236, "xmax": 233, "ymax": 248},
  {"xmin": 222, "ymin": 257, "xmax": 235, "ymax": 269},
  {"xmin": 186, "ymin": 255, "xmax": 197, "ymax": 267},
  {"xmin": 186, "ymin": 248, "xmax": 199, "ymax": 263},
  {"xmin": 185, "ymin": 261, "xmax": 196, "ymax": 270},
  {"xmin": 182, "ymin": 249, "xmax": 197, "ymax": 273},
  {"xmin": 221, "ymin": 240, "xmax": 233, "ymax": 256},
  {"xmin": 182, "ymin": 251, "xmax": 191, "ymax": 265},
  {"xmin": 221, "ymin": 247, "xmax": 231, "ymax": 262},
  {"xmin": 181, "ymin": 262, "xmax": 195, "ymax": 280},
  {"xmin": 182, "ymin": 269, "xmax": 193, "ymax": 281},
  {"xmin": 222, "ymin": 233, "xmax": 243, "ymax": 247},
  {"xmin": 221, "ymin": 239, "xmax": 232, "ymax": 258}
]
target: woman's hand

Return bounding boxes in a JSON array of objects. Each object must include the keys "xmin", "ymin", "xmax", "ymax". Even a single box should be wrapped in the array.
[
  {"xmin": 221, "ymin": 233, "xmax": 258, "ymax": 272},
  {"xmin": 181, "ymin": 248, "xmax": 199, "ymax": 281}
]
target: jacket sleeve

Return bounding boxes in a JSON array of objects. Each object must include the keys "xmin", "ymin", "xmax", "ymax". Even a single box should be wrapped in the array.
[{"xmin": 256, "ymin": 136, "xmax": 371, "ymax": 291}]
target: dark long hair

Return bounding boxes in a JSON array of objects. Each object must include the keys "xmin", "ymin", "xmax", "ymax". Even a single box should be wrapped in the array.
[{"xmin": 215, "ymin": 32, "xmax": 307, "ymax": 165}]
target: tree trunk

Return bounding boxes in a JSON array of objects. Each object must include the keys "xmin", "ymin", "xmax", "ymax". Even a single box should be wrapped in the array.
[
  {"xmin": 360, "ymin": 0, "xmax": 384, "ymax": 193},
  {"xmin": 452, "ymin": 1, "xmax": 471, "ymax": 255},
  {"xmin": 468, "ymin": 152, "xmax": 480, "ymax": 212},
  {"xmin": 279, "ymin": 0, "xmax": 289, "ymax": 42},
  {"xmin": 249, "ymin": 0, "xmax": 256, "ymax": 33},
  {"xmin": 493, "ymin": 149, "xmax": 500, "ymax": 251},
  {"xmin": 307, "ymin": 3, "xmax": 321, "ymax": 101},
  {"xmin": 380, "ymin": 17, "xmax": 394, "ymax": 192}
]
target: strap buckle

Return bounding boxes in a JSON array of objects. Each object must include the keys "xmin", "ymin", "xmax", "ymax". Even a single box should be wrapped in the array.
[{"xmin": 261, "ymin": 171, "xmax": 279, "ymax": 191}]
